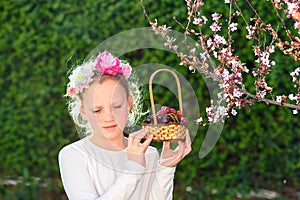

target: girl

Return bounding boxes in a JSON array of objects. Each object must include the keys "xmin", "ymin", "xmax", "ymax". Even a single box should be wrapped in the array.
[{"xmin": 58, "ymin": 51, "xmax": 191, "ymax": 199}]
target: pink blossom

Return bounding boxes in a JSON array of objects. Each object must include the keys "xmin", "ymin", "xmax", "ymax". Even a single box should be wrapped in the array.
[
  {"xmin": 235, "ymin": 100, "xmax": 242, "ymax": 108},
  {"xmin": 276, "ymin": 96, "xmax": 283, "ymax": 103},
  {"xmin": 96, "ymin": 51, "xmax": 121, "ymax": 73},
  {"xmin": 68, "ymin": 87, "xmax": 75, "ymax": 96},
  {"xmin": 214, "ymin": 34, "xmax": 226, "ymax": 45},
  {"xmin": 102, "ymin": 66, "xmax": 122, "ymax": 76},
  {"xmin": 122, "ymin": 63, "xmax": 132, "ymax": 78},
  {"xmin": 206, "ymin": 107, "xmax": 212, "ymax": 115},
  {"xmin": 229, "ymin": 23, "xmax": 238, "ymax": 31},
  {"xmin": 210, "ymin": 22, "xmax": 222, "ymax": 32},
  {"xmin": 193, "ymin": 18, "xmax": 201, "ymax": 25},
  {"xmin": 212, "ymin": 12, "xmax": 222, "ymax": 21},
  {"xmin": 233, "ymin": 88, "xmax": 243, "ymax": 98},
  {"xmin": 95, "ymin": 51, "xmax": 132, "ymax": 78},
  {"xmin": 253, "ymin": 45, "xmax": 261, "ymax": 56},
  {"xmin": 268, "ymin": 45, "xmax": 275, "ymax": 53},
  {"xmin": 257, "ymin": 90, "xmax": 267, "ymax": 98},
  {"xmin": 294, "ymin": 22, "xmax": 300, "ymax": 33},
  {"xmin": 231, "ymin": 109, "xmax": 237, "ymax": 116},
  {"xmin": 202, "ymin": 16, "xmax": 208, "ymax": 24},
  {"xmin": 195, "ymin": 117, "xmax": 204, "ymax": 124},
  {"xmin": 288, "ymin": 94, "xmax": 297, "ymax": 101},
  {"xmin": 246, "ymin": 25, "xmax": 255, "ymax": 39},
  {"xmin": 207, "ymin": 38, "xmax": 213, "ymax": 48}
]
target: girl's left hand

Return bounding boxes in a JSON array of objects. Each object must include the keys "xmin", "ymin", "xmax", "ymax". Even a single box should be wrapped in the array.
[
  {"xmin": 127, "ymin": 128, "xmax": 153, "ymax": 167},
  {"xmin": 159, "ymin": 129, "xmax": 192, "ymax": 167}
]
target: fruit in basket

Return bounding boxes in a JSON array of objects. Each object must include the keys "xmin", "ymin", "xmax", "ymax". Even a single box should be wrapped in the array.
[{"xmin": 143, "ymin": 106, "xmax": 188, "ymax": 126}]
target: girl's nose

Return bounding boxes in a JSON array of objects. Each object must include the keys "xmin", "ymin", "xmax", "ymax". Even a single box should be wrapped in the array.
[{"xmin": 103, "ymin": 107, "xmax": 115, "ymax": 122}]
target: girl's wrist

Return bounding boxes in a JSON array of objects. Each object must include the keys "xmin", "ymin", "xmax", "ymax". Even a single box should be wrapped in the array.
[{"xmin": 128, "ymin": 153, "xmax": 146, "ymax": 167}]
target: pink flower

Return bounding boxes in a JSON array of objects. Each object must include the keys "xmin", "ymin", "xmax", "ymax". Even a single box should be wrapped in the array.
[
  {"xmin": 96, "ymin": 51, "xmax": 121, "ymax": 73},
  {"xmin": 122, "ymin": 63, "xmax": 132, "ymax": 78},
  {"xmin": 193, "ymin": 18, "xmax": 201, "ymax": 25},
  {"xmin": 202, "ymin": 16, "xmax": 208, "ymax": 24},
  {"xmin": 246, "ymin": 25, "xmax": 255, "ymax": 39},
  {"xmin": 212, "ymin": 12, "xmax": 222, "ymax": 21},
  {"xmin": 68, "ymin": 87, "xmax": 75, "ymax": 96},
  {"xmin": 214, "ymin": 34, "xmax": 226, "ymax": 45},
  {"xmin": 95, "ymin": 51, "xmax": 133, "ymax": 78},
  {"xmin": 210, "ymin": 22, "xmax": 222, "ymax": 32},
  {"xmin": 231, "ymin": 109, "xmax": 237, "ymax": 116},
  {"xmin": 229, "ymin": 23, "xmax": 238, "ymax": 32}
]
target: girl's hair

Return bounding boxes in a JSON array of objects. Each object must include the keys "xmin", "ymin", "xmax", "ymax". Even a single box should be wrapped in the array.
[{"xmin": 65, "ymin": 53, "xmax": 145, "ymax": 138}]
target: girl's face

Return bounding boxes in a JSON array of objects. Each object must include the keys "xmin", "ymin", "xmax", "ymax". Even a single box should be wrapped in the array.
[{"xmin": 80, "ymin": 79, "xmax": 131, "ymax": 140}]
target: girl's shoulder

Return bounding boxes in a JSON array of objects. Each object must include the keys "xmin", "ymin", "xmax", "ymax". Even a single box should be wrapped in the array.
[{"xmin": 58, "ymin": 138, "xmax": 89, "ymax": 159}]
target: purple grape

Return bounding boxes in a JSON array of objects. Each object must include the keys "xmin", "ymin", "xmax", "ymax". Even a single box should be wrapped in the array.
[
  {"xmin": 157, "ymin": 114, "xmax": 164, "ymax": 124},
  {"xmin": 162, "ymin": 116, "xmax": 169, "ymax": 124},
  {"xmin": 145, "ymin": 116, "xmax": 152, "ymax": 124}
]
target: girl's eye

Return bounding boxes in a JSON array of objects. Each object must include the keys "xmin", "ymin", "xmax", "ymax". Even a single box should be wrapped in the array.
[
  {"xmin": 113, "ymin": 105, "xmax": 122, "ymax": 109},
  {"xmin": 93, "ymin": 109, "xmax": 102, "ymax": 113}
]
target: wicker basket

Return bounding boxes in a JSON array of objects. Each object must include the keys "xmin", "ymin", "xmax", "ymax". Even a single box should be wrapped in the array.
[{"xmin": 142, "ymin": 69, "xmax": 186, "ymax": 142}]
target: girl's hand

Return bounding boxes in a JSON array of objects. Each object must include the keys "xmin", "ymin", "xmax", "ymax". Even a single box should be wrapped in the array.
[
  {"xmin": 160, "ymin": 129, "xmax": 192, "ymax": 167},
  {"xmin": 127, "ymin": 129, "xmax": 153, "ymax": 167}
]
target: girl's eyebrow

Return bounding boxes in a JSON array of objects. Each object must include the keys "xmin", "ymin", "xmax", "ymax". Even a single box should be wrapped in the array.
[
  {"xmin": 112, "ymin": 100, "xmax": 123, "ymax": 104},
  {"xmin": 93, "ymin": 105, "xmax": 103, "ymax": 109},
  {"xmin": 93, "ymin": 100, "xmax": 123, "ymax": 108}
]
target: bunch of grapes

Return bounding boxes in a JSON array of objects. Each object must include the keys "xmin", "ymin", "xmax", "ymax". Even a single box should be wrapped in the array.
[{"xmin": 143, "ymin": 106, "xmax": 188, "ymax": 126}]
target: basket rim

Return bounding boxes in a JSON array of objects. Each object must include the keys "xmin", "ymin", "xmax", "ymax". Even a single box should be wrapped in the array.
[
  {"xmin": 141, "ymin": 122, "xmax": 186, "ymax": 126},
  {"xmin": 148, "ymin": 69, "xmax": 183, "ymax": 125}
]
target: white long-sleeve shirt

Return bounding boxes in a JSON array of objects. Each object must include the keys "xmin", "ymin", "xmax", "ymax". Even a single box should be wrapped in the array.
[{"xmin": 58, "ymin": 137, "xmax": 176, "ymax": 200}]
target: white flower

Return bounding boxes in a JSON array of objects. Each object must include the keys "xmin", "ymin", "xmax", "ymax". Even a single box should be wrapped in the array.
[
  {"xmin": 292, "ymin": 109, "xmax": 298, "ymax": 115},
  {"xmin": 68, "ymin": 61, "xmax": 96, "ymax": 95},
  {"xmin": 201, "ymin": 16, "xmax": 208, "ymax": 24},
  {"xmin": 229, "ymin": 23, "xmax": 238, "ymax": 32},
  {"xmin": 231, "ymin": 109, "xmax": 237, "ymax": 116},
  {"xmin": 195, "ymin": 117, "xmax": 203, "ymax": 124},
  {"xmin": 193, "ymin": 18, "xmax": 201, "ymax": 25},
  {"xmin": 276, "ymin": 96, "xmax": 282, "ymax": 103},
  {"xmin": 212, "ymin": 12, "xmax": 222, "ymax": 21},
  {"xmin": 288, "ymin": 94, "xmax": 297, "ymax": 101}
]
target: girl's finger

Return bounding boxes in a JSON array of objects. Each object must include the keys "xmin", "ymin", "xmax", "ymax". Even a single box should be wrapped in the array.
[
  {"xmin": 130, "ymin": 128, "xmax": 147, "ymax": 137},
  {"xmin": 141, "ymin": 134, "xmax": 153, "ymax": 148},
  {"xmin": 129, "ymin": 129, "xmax": 148, "ymax": 145},
  {"xmin": 128, "ymin": 134, "xmax": 135, "ymax": 145}
]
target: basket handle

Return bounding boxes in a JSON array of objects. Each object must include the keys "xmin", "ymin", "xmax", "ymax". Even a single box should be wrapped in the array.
[{"xmin": 149, "ymin": 69, "xmax": 183, "ymax": 125}]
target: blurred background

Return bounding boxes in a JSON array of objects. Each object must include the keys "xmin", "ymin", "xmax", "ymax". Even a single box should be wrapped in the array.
[{"xmin": 0, "ymin": 0, "xmax": 299, "ymax": 199}]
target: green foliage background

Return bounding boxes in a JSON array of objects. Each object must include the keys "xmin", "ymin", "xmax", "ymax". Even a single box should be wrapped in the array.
[{"xmin": 0, "ymin": 0, "xmax": 299, "ymax": 199}]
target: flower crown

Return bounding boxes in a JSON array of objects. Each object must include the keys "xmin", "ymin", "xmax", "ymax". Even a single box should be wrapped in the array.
[{"xmin": 66, "ymin": 51, "xmax": 132, "ymax": 97}]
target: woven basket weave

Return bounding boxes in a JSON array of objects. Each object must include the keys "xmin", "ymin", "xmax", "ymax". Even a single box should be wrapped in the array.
[{"xmin": 142, "ymin": 69, "xmax": 186, "ymax": 142}]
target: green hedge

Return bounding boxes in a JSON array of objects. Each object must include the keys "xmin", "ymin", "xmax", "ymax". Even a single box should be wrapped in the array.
[{"xmin": 1, "ymin": 0, "xmax": 299, "ymax": 199}]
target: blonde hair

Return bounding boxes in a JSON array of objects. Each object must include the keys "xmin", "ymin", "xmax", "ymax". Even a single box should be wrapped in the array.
[{"xmin": 66, "ymin": 64, "xmax": 145, "ymax": 138}]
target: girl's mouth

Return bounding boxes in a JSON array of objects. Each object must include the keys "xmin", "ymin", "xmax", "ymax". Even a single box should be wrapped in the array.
[{"xmin": 103, "ymin": 125, "xmax": 118, "ymax": 129}]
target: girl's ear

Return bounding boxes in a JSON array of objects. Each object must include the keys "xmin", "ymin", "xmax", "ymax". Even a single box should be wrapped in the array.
[
  {"xmin": 80, "ymin": 106, "xmax": 87, "ymax": 120},
  {"xmin": 127, "ymin": 96, "xmax": 132, "ymax": 112}
]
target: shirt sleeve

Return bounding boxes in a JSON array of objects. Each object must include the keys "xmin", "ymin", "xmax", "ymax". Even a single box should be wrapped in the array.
[
  {"xmin": 149, "ymin": 160, "xmax": 176, "ymax": 200},
  {"xmin": 58, "ymin": 146, "xmax": 145, "ymax": 200}
]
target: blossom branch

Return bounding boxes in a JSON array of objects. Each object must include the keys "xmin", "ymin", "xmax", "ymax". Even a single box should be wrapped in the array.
[{"xmin": 140, "ymin": 0, "xmax": 300, "ymax": 125}]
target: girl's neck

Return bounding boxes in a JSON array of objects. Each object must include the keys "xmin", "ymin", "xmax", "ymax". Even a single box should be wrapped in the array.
[{"xmin": 89, "ymin": 134, "xmax": 127, "ymax": 151}]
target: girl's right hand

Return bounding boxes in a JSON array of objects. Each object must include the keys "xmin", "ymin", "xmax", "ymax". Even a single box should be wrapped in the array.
[{"xmin": 127, "ymin": 129, "xmax": 153, "ymax": 167}]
